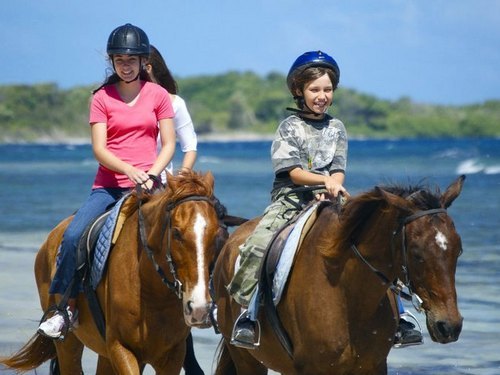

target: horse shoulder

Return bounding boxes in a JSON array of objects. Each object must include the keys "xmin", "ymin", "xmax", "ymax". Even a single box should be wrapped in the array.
[
  {"xmin": 35, "ymin": 217, "xmax": 72, "ymax": 278},
  {"xmin": 213, "ymin": 216, "xmax": 261, "ymax": 304}
]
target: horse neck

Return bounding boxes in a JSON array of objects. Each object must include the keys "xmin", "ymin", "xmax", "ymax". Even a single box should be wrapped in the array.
[
  {"xmin": 138, "ymin": 252, "xmax": 174, "ymax": 299},
  {"xmin": 135, "ymin": 196, "xmax": 177, "ymax": 301},
  {"xmin": 318, "ymin": 210, "xmax": 400, "ymax": 318},
  {"xmin": 337, "ymin": 208, "xmax": 401, "ymax": 317}
]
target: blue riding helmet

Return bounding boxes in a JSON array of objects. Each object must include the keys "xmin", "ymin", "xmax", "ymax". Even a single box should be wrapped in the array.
[
  {"xmin": 286, "ymin": 51, "xmax": 340, "ymax": 93},
  {"xmin": 107, "ymin": 23, "xmax": 150, "ymax": 57}
]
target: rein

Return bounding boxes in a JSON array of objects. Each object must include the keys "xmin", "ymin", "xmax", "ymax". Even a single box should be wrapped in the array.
[
  {"xmin": 136, "ymin": 184, "xmax": 214, "ymax": 299},
  {"xmin": 350, "ymin": 207, "xmax": 447, "ymax": 310}
]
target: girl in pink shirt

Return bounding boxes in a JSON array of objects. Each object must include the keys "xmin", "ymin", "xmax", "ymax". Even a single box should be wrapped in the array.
[{"xmin": 38, "ymin": 23, "xmax": 175, "ymax": 339}]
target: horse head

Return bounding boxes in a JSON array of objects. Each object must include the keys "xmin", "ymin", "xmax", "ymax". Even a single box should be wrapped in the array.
[
  {"xmin": 379, "ymin": 175, "xmax": 465, "ymax": 344},
  {"xmin": 139, "ymin": 171, "xmax": 220, "ymax": 327}
]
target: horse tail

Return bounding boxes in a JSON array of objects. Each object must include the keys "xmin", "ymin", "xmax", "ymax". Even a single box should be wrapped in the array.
[
  {"xmin": 0, "ymin": 332, "xmax": 56, "ymax": 372},
  {"xmin": 214, "ymin": 338, "xmax": 237, "ymax": 375}
]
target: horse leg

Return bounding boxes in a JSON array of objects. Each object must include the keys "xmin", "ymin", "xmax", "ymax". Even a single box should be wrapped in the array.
[
  {"xmin": 374, "ymin": 361, "xmax": 388, "ymax": 375},
  {"xmin": 96, "ymin": 355, "xmax": 116, "ymax": 375},
  {"xmin": 183, "ymin": 332, "xmax": 204, "ymax": 375},
  {"xmin": 215, "ymin": 339, "xmax": 266, "ymax": 375},
  {"xmin": 107, "ymin": 341, "xmax": 141, "ymax": 374},
  {"xmin": 53, "ymin": 332, "xmax": 84, "ymax": 375},
  {"xmin": 151, "ymin": 340, "xmax": 186, "ymax": 375},
  {"xmin": 230, "ymin": 347, "xmax": 267, "ymax": 375},
  {"xmin": 214, "ymin": 339, "xmax": 236, "ymax": 375}
]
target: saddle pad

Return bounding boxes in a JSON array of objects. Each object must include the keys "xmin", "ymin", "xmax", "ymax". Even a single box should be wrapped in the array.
[
  {"xmin": 90, "ymin": 194, "xmax": 130, "ymax": 289},
  {"xmin": 272, "ymin": 203, "xmax": 319, "ymax": 305}
]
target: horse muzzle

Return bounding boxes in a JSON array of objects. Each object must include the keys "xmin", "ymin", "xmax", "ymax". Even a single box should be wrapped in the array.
[
  {"xmin": 183, "ymin": 299, "xmax": 213, "ymax": 328},
  {"xmin": 426, "ymin": 313, "xmax": 463, "ymax": 343}
]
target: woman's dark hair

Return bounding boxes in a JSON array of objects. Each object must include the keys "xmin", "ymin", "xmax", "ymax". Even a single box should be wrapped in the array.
[{"xmin": 147, "ymin": 45, "xmax": 178, "ymax": 94}]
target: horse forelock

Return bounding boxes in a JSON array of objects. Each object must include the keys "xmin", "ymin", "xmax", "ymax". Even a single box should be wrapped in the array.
[
  {"xmin": 168, "ymin": 171, "xmax": 214, "ymax": 203},
  {"xmin": 382, "ymin": 183, "xmax": 442, "ymax": 210}
]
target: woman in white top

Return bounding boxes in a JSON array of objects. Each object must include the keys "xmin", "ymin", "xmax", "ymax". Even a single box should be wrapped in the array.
[{"xmin": 145, "ymin": 45, "xmax": 198, "ymax": 182}]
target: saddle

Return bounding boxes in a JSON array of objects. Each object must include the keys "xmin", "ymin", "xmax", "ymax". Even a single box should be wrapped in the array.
[
  {"xmin": 266, "ymin": 202, "xmax": 321, "ymax": 305},
  {"xmin": 257, "ymin": 198, "xmax": 340, "ymax": 357},
  {"xmin": 69, "ymin": 193, "xmax": 134, "ymax": 338}
]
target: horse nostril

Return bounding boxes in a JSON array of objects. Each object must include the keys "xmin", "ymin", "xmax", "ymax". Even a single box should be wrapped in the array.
[
  {"xmin": 186, "ymin": 300, "xmax": 194, "ymax": 314},
  {"xmin": 436, "ymin": 320, "xmax": 462, "ymax": 339}
]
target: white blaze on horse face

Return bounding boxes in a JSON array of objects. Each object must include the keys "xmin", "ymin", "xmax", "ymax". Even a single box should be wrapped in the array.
[
  {"xmin": 435, "ymin": 230, "xmax": 448, "ymax": 251},
  {"xmin": 191, "ymin": 212, "xmax": 208, "ymax": 304}
]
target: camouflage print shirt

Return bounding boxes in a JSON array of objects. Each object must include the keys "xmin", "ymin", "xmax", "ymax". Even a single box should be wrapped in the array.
[{"xmin": 271, "ymin": 114, "xmax": 348, "ymax": 192}]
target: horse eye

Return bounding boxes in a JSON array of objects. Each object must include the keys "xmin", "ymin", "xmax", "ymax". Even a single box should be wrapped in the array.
[
  {"xmin": 413, "ymin": 255, "xmax": 424, "ymax": 264},
  {"xmin": 410, "ymin": 250, "xmax": 424, "ymax": 263},
  {"xmin": 173, "ymin": 228, "xmax": 183, "ymax": 242}
]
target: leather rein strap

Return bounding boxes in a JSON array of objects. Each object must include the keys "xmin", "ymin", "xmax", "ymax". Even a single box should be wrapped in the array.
[
  {"xmin": 137, "ymin": 184, "xmax": 214, "ymax": 299},
  {"xmin": 350, "ymin": 207, "xmax": 447, "ymax": 307}
]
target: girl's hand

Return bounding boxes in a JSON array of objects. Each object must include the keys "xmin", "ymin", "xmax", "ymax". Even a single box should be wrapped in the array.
[
  {"xmin": 141, "ymin": 179, "xmax": 154, "ymax": 192},
  {"xmin": 125, "ymin": 165, "xmax": 150, "ymax": 185}
]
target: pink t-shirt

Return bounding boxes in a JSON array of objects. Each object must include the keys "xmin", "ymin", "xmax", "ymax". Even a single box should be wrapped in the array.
[{"xmin": 89, "ymin": 81, "xmax": 173, "ymax": 188}]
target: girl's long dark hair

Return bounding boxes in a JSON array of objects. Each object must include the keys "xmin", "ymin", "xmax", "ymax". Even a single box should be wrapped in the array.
[{"xmin": 147, "ymin": 45, "xmax": 178, "ymax": 94}]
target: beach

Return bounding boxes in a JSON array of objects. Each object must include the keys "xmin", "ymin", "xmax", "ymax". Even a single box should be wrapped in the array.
[{"xmin": 1, "ymin": 139, "xmax": 499, "ymax": 374}]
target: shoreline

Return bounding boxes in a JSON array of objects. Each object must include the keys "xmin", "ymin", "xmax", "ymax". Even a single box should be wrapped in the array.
[
  {"xmin": 1, "ymin": 134, "xmax": 498, "ymax": 146},
  {"xmin": 0, "ymin": 132, "xmax": 276, "ymax": 145}
]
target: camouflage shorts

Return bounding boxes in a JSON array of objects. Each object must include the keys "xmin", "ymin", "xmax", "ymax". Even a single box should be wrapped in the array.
[{"xmin": 227, "ymin": 191, "xmax": 301, "ymax": 306}]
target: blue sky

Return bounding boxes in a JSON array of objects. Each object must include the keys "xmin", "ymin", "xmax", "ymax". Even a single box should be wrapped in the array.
[{"xmin": 2, "ymin": 0, "xmax": 499, "ymax": 105}]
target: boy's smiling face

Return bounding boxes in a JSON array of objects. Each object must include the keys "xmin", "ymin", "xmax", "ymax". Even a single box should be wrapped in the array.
[{"xmin": 300, "ymin": 73, "xmax": 333, "ymax": 118}]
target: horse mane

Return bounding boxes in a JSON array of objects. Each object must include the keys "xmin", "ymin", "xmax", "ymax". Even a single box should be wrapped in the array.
[
  {"xmin": 142, "ymin": 170, "xmax": 214, "ymax": 209},
  {"xmin": 119, "ymin": 171, "xmax": 214, "ymax": 219},
  {"xmin": 168, "ymin": 170, "xmax": 214, "ymax": 202},
  {"xmin": 325, "ymin": 181, "xmax": 443, "ymax": 257}
]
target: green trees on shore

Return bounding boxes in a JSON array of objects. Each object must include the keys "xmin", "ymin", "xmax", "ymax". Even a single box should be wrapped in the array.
[{"xmin": 1, "ymin": 71, "xmax": 499, "ymax": 142}]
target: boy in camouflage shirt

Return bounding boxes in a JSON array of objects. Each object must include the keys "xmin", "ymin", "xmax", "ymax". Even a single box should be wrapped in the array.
[{"xmin": 228, "ymin": 51, "xmax": 349, "ymax": 348}]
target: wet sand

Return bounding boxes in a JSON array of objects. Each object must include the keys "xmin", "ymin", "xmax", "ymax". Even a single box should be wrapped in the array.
[{"xmin": 1, "ymin": 237, "xmax": 499, "ymax": 374}]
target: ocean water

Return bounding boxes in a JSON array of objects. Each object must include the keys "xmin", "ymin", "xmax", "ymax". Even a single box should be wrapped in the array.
[{"xmin": 0, "ymin": 138, "xmax": 499, "ymax": 374}]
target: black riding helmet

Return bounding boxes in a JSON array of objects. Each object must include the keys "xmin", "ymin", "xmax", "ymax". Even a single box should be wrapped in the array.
[
  {"xmin": 107, "ymin": 23, "xmax": 150, "ymax": 57},
  {"xmin": 286, "ymin": 51, "xmax": 340, "ymax": 95}
]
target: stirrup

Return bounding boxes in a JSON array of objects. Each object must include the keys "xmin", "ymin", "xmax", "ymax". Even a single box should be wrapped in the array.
[
  {"xmin": 400, "ymin": 311, "xmax": 423, "ymax": 332},
  {"xmin": 38, "ymin": 306, "xmax": 79, "ymax": 341},
  {"xmin": 393, "ymin": 311, "xmax": 424, "ymax": 348},
  {"xmin": 230, "ymin": 309, "xmax": 261, "ymax": 349}
]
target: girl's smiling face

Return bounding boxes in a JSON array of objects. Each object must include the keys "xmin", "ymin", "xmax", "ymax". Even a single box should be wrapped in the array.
[
  {"xmin": 301, "ymin": 73, "xmax": 333, "ymax": 118},
  {"xmin": 112, "ymin": 54, "xmax": 142, "ymax": 82}
]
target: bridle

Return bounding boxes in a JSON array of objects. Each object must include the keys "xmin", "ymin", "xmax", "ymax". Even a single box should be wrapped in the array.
[
  {"xmin": 350, "ymin": 207, "xmax": 447, "ymax": 311},
  {"xmin": 137, "ymin": 186, "xmax": 215, "ymax": 299}
]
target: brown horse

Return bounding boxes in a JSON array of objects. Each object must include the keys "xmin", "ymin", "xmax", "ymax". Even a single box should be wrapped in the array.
[
  {"xmin": 213, "ymin": 176, "xmax": 465, "ymax": 375},
  {"xmin": 1, "ymin": 171, "xmax": 220, "ymax": 374}
]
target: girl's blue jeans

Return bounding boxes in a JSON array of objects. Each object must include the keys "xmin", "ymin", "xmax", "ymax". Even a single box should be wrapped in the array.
[{"xmin": 49, "ymin": 187, "xmax": 129, "ymax": 297}]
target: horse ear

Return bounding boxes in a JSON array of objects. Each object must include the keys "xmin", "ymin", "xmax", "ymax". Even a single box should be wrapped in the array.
[
  {"xmin": 440, "ymin": 175, "xmax": 465, "ymax": 209},
  {"xmin": 203, "ymin": 171, "xmax": 215, "ymax": 189},
  {"xmin": 166, "ymin": 171, "xmax": 177, "ymax": 191},
  {"xmin": 375, "ymin": 186, "xmax": 413, "ymax": 214}
]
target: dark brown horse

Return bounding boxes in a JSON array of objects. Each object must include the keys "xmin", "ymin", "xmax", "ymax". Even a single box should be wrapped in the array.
[
  {"xmin": 213, "ymin": 176, "xmax": 465, "ymax": 375},
  {"xmin": 1, "ymin": 171, "xmax": 220, "ymax": 374}
]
